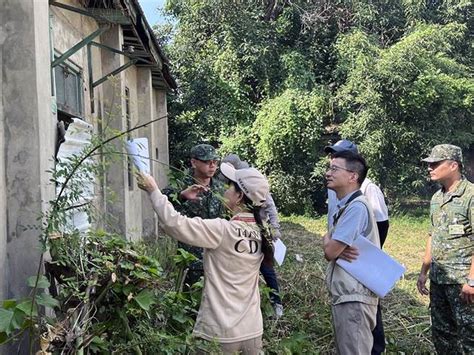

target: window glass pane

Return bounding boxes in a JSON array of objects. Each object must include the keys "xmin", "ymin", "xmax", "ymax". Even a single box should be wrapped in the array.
[
  {"xmin": 54, "ymin": 62, "xmax": 83, "ymax": 118},
  {"xmin": 55, "ymin": 66, "xmax": 66, "ymax": 106}
]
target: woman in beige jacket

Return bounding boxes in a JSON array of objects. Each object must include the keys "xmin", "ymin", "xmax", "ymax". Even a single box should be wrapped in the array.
[{"xmin": 137, "ymin": 163, "xmax": 273, "ymax": 354}]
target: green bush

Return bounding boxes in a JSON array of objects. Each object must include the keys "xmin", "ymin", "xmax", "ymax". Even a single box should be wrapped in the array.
[
  {"xmin": 335, "ymin": 23, "xmax": 473, "ymax": 199},
  {"xmin": 253, "ymin": 88, "xmax": 330, "ymax": 214}
]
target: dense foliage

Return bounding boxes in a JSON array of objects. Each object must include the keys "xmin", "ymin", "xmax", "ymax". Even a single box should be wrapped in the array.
[
  {"xmin": 159, "ymin": 0, "xmax": 473, "ymax": 214},
  {"xmin": 336, "ymin": 23, "xmax": 473, "ymax": 197}
]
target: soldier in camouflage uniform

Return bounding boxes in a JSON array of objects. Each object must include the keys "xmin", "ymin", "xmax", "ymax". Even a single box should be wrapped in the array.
[
  {"xmin": 163, "ymin": 144, "xmax": 225, "ymax": 289},
  {"xmin": 417, "ymin": 144, "xmax": 474, "ymax": 354}
]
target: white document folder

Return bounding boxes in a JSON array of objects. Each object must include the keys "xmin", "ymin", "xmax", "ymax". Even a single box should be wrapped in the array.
[
  {"xmin": 336, "ymin": 236, "xmax": 405, "ymax": 298},
  {"xmin": 126, "ymin": 138, "xmax": 151, "ymax": 174}
]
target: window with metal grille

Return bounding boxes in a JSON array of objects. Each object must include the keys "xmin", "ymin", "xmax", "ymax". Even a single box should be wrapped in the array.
[{"xmin": 54, "ymin": 59, "xmax": 83, "ymax": 118}]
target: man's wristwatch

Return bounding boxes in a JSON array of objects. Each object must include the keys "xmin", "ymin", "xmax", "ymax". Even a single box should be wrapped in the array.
[{"xmin": 467, "ymin": 279, "xmax": 474, "ymax": 287}]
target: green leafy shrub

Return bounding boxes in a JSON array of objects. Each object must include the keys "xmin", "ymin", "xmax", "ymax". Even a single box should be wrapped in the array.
[
  {"xmin": 253, "ymin": 89, "xmax": 329, "ymax": 214},
  {"xmin": 335, "ymin": 23, "xmax": 473, "ymax": 200}
]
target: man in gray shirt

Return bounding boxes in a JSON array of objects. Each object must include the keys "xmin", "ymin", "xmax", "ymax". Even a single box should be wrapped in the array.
[
  {"xmin": 325, "ymin": 139, "xmax": 389, "ymax": 355},
  {"xmin": 323, "ymin": 150, "xmax": 380, "ymax": 354}
]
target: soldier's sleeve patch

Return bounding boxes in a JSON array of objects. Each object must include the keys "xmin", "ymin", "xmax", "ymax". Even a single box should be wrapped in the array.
[{"xmin": 448, "ymin": 224, "xmax": 465, "ymax": 235}]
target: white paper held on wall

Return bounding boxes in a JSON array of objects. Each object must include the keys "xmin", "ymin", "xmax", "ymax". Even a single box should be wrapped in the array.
[{"xmin": 126, "ymin": 138, "xmax": 151, "ymax": 174}]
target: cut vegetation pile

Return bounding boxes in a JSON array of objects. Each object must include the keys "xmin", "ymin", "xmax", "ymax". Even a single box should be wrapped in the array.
[{"xmin": 263, "ymin": 211, "xmax": 434, "ymax": 354}]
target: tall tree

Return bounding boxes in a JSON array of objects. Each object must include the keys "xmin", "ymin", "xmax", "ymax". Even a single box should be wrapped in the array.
[
  {"xmin": 336, "ymin": 23, "xmax": 473, "ymax": 196},
  {"xmin": 160, "ymin": 0, "xmax": 473, "ymax": 212}
]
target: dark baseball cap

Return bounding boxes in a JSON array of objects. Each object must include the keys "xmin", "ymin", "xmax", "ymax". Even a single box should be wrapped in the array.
[
  {"xmin": 190, "ymin": 144, "xmax": 219, "ymax": 161},
  {"xmin": 324, "ymin": 139, "xmax": 359, "ymax": 154}
]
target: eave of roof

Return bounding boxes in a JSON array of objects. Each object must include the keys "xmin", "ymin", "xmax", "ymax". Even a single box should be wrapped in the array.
[
  {"xmin": 119, "ymin": 0, "xmax": 177, "ymax": 91},
  {"xmin": 81, "ymin": 0, "xmax": 177, "ymax": 91}
]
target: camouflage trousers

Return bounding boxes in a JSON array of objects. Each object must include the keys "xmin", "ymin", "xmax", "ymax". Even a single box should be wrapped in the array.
[{"xmin": 430, "ymin": 281, "xmax": 474, "ymax": 354}]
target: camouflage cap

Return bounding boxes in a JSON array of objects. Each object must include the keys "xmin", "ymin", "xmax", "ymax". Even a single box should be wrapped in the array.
[
  {"xmin": 421, "ymin": 144, "xmax": 463, "ymax": 163},
  {"xmin": 190, "ymin": 144, "xmax": 219, "ymax": 161}
]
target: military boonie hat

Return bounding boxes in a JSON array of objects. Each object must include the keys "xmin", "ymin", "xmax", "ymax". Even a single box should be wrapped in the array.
[
  {"xmin": 422, "ymin": 144, "xmax": 463, "ymax": 163},
  {"xmin": 190, "ymin": 144, "xmax": 219, "ymax": 161},
  {"xmin": 324, "ymin": 139, "xmax": 359, "ymax": 154}
]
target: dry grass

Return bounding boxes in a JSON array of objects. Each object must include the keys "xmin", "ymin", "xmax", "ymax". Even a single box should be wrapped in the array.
[{"xmin": 263, "ymin": 212, "xmax": 434, "ymax": 354}]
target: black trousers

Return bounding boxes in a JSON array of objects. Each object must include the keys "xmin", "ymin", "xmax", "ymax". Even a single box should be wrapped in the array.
[
  {"xmin": 260, "ymin": 263, "xmax": 281, "ymax": 304},
  {"xmin": 372, "ymin": 220, "xmax": 389, "ymax": 355}
]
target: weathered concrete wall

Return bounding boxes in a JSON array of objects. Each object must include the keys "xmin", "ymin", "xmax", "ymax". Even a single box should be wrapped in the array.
[
  {"xmin": 0, "ymin": 0, "xmax": 55, "ymax": 347},
  {"xmin": 0, "ymin": 2, "xmax": 6, "ymax": 302},
  {"xmin": 50, "ymin": 1, "xmax": 170, "ymax": 240},
  {"xmin": 100, "ymin": 26, "xmax": 128, "ymax": 235},
  {"xmin": 137, "ymin": 68, "xmax": 158, "ymax": 238},
  {"xmin": 124, "ymin": 65, "xmax": 143, "ymax": 241},
  {"xmin": 1, "ymin": 7, "xmax": 173, "ymax": 333},
  {"xmin": 153, "ymin": 89, "xmax": 169, "ymax": 189}
]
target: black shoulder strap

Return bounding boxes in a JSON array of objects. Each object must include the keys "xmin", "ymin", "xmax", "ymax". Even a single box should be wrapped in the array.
[{"xmin": 333, "ymin": 190, "xmax": 363, "ymax": 227}]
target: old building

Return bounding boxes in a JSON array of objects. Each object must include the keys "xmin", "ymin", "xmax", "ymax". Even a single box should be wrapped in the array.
[{"xmin": 0, "ymin": 0, "xmax": 176, "ymax": 309}]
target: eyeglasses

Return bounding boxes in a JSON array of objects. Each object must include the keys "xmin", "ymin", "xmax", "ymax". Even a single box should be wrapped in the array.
[
  {"xmin": 196, "ymin": 159, "xmax": 219, "ymax": 166},
  {"xmin": 327, "ymin": 165, "xmax": 354, "ymax": 173}
]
